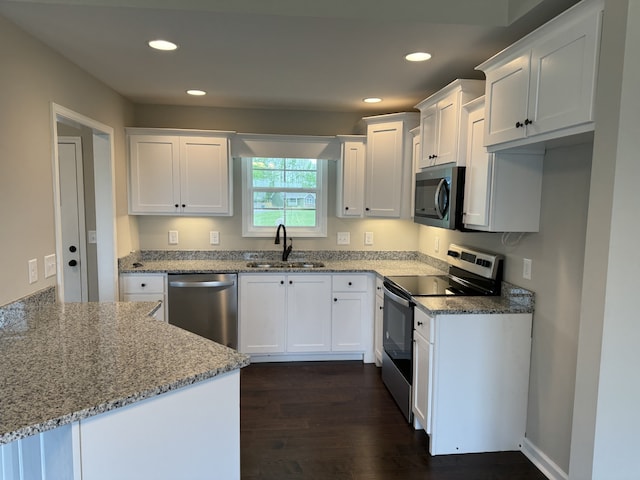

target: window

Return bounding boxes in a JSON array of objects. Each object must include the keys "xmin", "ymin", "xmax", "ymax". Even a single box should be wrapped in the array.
[{"xmin": 242, "ymin": 157, "xmax": 327, "ymax": 237}]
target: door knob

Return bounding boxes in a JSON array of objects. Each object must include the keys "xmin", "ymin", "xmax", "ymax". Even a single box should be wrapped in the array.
[
  {"xmin": 68, "ymin": 260, "xmax": 78, "ymax": 267},
  {"xmin": 69, "ymin": 246, "xmax": 77, "ymax": 252}
]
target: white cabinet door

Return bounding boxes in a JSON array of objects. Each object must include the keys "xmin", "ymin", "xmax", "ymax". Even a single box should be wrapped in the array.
[
  {"xmin": 286, "ymin": 275, "xmax": 332, "ymax": 352},
  {"xmin": 120, "ymin": 273, "xmax": 167, "ymax": 322},
  {"xmin": 483, "ymin": 54, "xmax": 530, "ymax": 146},
  {"xmin": 331, "ymin": 292, "xmax": 365, "ymax": 351},
  {"xmin": 128, "ymin": 135, "xmax": 180, "ymax": 214},
  {"xmin": 527, "ymin": 8, "xmax": 601, "ymax": 137},
  {"xmin": 365, "ymin": 121, "xmax": 404, "ymax": 217},
  {"xmin": 239, "ymin": 274, "xmax": 286, "ymax": 354},
  {"xmin": 433, "ymin": 91, "xmax": 460, "ymax": 166},
  {"xmin": 374, "ymin": 289, "xmax": 384, "ymax": 366},
  {"xmin": 179, "ymin": 136, "xmax": 231, "ymax": 215},
  {"xmin": 336, "ymin": 137, "xmax": 366, "ymax": 217},
  {"xmin": 462, "ymin": 106, "xmax": 492, "ymax": 228},
  {"xmin": 418, "ymin": 105, "xmax": 437, "ymax": 169},
  {"xmin": 412, "ymin": 329, "xmax": 432, "ymax": 433}
]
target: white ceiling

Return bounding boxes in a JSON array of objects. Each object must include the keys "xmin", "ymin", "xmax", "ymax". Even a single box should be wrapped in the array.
[{"xmin": 0, "ymin": 0, "xmax": 580, "ymax": 113}]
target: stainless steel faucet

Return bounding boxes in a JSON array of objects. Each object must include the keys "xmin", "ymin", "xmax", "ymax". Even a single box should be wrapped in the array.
[{"xmin": 274, "ymin": 224, "xmax": 293, "ymax": 261}]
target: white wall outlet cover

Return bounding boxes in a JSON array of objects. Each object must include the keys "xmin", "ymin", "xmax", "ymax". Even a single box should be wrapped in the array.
[
  {"xmin": 364, "ymin": 232, "xmax": 374, "ymax": 245},
  {"xmin": 434, "ymin": 236, "xmax": 440, "ymax": 253},
  {"xmin": 44, "ymin": 254, "xmax": 57, "ymax": 278},
  {"xmin": 28, "ymin": 258, "xmax": 38, "ymax": 284},
  {"xmin": 523, "ymin": 258, "xmax": 532, "ymax": 280},
  {"xmin": 337, "ymin": 232, "xmax": 350, "ymax": 245},
  {"xmin": 87, "ymin": 230, "xmax": 97, "ymax": 244},
  {"xmin": 168, "ymin": 230, "xmax": 179, "ymax": 245},
  {"xmin": 210, "ymin": 231, "xmax": 220, "ymax": 245}
]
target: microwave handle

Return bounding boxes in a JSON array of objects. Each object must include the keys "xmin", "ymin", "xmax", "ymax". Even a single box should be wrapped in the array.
[{"xmin": 434, "ymin": 178, "xmax": 448, "ymax": 219}]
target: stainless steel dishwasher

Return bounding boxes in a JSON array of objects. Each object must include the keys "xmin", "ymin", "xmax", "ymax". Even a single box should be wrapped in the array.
[{"xmin": 168, "ymin": 273, "xmax": 238, "ymax": 349}]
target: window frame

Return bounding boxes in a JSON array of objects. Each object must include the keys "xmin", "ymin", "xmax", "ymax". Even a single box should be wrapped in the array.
[{"xmin": 241, "ymin": 157, "xmax": 328, "ymax": 238}]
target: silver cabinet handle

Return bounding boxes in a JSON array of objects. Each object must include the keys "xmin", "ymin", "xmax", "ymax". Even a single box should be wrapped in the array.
[{"xmin": 169, "ymin": 280, "xmax": 235, "ymax": 288}]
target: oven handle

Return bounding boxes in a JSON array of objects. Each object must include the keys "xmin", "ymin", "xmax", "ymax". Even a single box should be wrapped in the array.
[
  {"xmin": 383, "ymin": 284, "xmax": 412, "ymax": 308},
  {"xmin": 434, "ymin": 178, "xmax": 448, "ymax": 220}
]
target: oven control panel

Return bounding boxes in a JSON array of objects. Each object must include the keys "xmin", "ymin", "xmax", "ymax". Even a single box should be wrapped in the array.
[{"xmin": 446, "ymin": 244, "xmax": 503, "ymax": 280}]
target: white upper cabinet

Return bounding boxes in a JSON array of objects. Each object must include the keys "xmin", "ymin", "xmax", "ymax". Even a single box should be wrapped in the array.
[
  {"xmin": 128, "ymin": 128, "xmax": 234, "ymax": 215},
  {"xmin": 477, "ymin": 0, "xmax": 603, "ymax": 150},
  {"xmin": 336, "ymin": 136, "xmax": 366, "ymax": 218},
  {"xmin": 415, "ymin": 79, "xmax": 485, "ymax": 168},
  {"xmin": 363, "ymin": 113, "xmax": 418, "ymax": 218},
  {"xmin": 462, "ymin": 97, "xmax": 544, "ymax": 232}
]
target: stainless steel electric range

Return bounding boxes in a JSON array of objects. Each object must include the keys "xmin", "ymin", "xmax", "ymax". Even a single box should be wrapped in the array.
[{"xmin": 381, "ymin": 244, "xmax": 504, "ymax": 422}]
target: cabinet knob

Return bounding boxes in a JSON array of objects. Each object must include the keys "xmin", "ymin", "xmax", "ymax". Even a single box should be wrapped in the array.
[
  {"xmin": 141, "ymin": 283, "xmax": 146, "ymax": 287},
  {"xmin": 379, "ymin": 305, "xmax": 383, "ymax": 310},
  {"xmin": 334, "ymin": 298, "xmax": 338, "ymax": 302},
  {"xmin": 365, "ymin": 207, "xmax": 370, "ymax": 211},
  {"xmin": 524, "ymin": 118, "xmax": 533, "ymax": 125},
  {"xmin": 280, "ymin": 280, "xmax": 284, "ymax": 285},
  {"xmin": 175, "ymin": 204, "xmax": 179, "ymax": 208},
  {"xmin": 345, "ymin": 206, "xmax": 349, "ymax": 211},
  {"xmin": 417, "ymin": 321, "xmax": 423, "ymax": 326},
  {"xmin": 182, "ymin": 204, "xmax": 186, "ymax": 208},
  {"xmin": 289, "ymin": 280, "xmax": 293, "ymax": 285},
  {"xmin": 68, "ymin": 259, "xmax": 77, "ymax": 267},
  {"xmin": 348, "ymin": 281, "xmax": 352, "ymax": 286}
]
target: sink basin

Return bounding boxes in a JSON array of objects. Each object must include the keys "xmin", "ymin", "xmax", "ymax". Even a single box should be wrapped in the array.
[{"xmin": 246, "ymin": 261, "xmax": 325, "ymax": 269}]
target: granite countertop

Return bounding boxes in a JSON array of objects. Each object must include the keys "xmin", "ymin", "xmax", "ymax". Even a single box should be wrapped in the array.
[
  {"xmin": 119, "ymin": 251, "xmax": 534, "ymax": 315},
  {"xmin": 0, "ymin": 301, "xmax": 249, "ymax": 445}
]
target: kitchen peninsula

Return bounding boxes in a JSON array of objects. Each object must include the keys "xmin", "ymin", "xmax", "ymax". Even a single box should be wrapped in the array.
[{"xmin": 0, "ymin": 294, "xmax": 248, "ymax": 480}]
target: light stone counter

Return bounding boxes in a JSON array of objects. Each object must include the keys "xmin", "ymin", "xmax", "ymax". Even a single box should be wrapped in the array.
[{"xmin": 0, "ymin": 301, "xmax": 249, "ymax": 445}]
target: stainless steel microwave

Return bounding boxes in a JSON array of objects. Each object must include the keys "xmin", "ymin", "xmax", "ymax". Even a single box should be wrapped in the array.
[{"xmin": 414, "ymin": 164, "xmax": 465, "ymax": 229}]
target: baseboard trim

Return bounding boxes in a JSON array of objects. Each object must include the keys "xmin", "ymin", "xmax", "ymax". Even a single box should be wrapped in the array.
[{"xmin": 521, "ymin": 437, "xmax": 568, "ymax": 480}]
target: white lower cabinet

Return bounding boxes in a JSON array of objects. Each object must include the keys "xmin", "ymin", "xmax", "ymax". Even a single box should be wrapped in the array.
[
  {"xmin": 412, "ymin": 307, "xmax": 532, "ymax": 456},
  {"xmin": 374, "ymin": 276, "xmax": 384, "ymax": 366},
  {"xmin": 239, "ymin": 273, "xmax": 374, "ymax": 362},
  {"xmin": 120, "ymin": 273, "xmax": 167, "ymax": 321},
  {"xmin": 239, "ymin": 274, "xmax": 332, "ymax": 356}
]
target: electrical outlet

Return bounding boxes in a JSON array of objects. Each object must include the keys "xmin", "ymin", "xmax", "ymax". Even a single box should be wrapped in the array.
[
  {"xmin": 168, "ymin": 230, "xmax": 179, "ymax": 245},
  {"xmin": 210, "ymin": 231, "xmax": 220, "ymax": 245},
  {"xmin": 434, "ymin": 236, "xmax": 440, "ymax": 253},
  {"xmin": 28, "ymin": 258, "xmax": 38, "ymax": 284},
  {"xmin": 523, "ymin": 258, "xmax": 532, "ymax": 280},
  {"xmin": 44, "ymin": 254, "xmax": 57, "ymax": 278},
  {"xmin": 364, "ymin": 232, "xmax": 374, "ymax": 246},
  {"xmin": 87, "ymin": 230, "xmax": 97, "ymax": 244},
  {"xmin": 337, "ymin": 232, "xmax": 350, "ymax": 245}
]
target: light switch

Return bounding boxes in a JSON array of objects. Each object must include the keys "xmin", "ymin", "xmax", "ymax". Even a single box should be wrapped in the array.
[
  {"xmin": 87, "ymin": 230, "xmax": 97, "ymax": 244},
  {"xmin": 337, "ymin": 232, "xmax": 350, "ymax": 245},
  {"xmin": 168, "ymin": 230, "xmax": 179, "ymax": 245},
  {"xmin": 28, "ymin": 258, "xmax": 38, "ymax": 284},
  {"xmin": 44, "ymin": 254, "xmax": 57, "ymax": 278},
  {"xmin": 210, "ymin": 231, "xmax": 220, "ymax": 245},
  {"xmin": 523, "ymin": 258, "xmax": 532, "ymax": 280}
]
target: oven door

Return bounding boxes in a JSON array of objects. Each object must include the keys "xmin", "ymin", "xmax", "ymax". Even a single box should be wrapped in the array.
[{"xmin": 382, "ymin": 282, "xmax": 414, "ymax": 422}]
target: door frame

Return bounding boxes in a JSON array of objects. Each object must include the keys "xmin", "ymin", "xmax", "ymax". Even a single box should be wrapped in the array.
[{"xmin": 50, "ymin": 103, "xmax": 118, "ymax": 301}]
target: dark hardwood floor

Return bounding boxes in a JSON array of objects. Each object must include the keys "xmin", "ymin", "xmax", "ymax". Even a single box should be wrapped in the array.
[{"xmin": 240, "ymin": 361, "xmax": 547, "ymax": 480}]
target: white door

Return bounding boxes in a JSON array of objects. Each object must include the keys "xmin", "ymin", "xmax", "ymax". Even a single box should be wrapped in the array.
[{"xmin": 58, "ymin": 137, "xmax": 88, "ymax": 302}]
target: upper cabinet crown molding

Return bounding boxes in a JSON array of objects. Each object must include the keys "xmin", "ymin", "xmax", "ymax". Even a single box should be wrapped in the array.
[
  {"xmin": 414, "ymin": 79, "xmax": 485, "ymax": 169},
  {"xmin": 126, "ymin": 127, "xmax": 235, "ymax": 137},
  {"xmin": 476, "ymin": 0, "xmax": 604, "ymax": 151}
]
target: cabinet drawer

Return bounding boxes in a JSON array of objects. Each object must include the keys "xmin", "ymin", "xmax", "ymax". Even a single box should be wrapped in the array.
[
  {"xmin": 121, "ymin": 274, "xmax": 165, "ymax": 294},
  {"xmin": 414, "ymin": 307, "xmax": 433, "ymax": 343},
  {"xmin": 333, "ymin": 274, "xmax": 369, "ymax": 292}
]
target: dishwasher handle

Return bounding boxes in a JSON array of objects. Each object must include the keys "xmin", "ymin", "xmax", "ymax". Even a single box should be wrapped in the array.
[{"xmin": 169, "ymin": 280, "xmax": 235, "ymax": 288}]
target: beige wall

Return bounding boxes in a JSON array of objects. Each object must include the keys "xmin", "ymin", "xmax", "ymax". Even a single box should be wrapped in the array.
[
  {"xmin": 417, "ymin": 140, "xmax": 593, "ymax": 472},
  {"xmin": 0, "ymin": 14, "xmax": 134, "ymax": 306}
]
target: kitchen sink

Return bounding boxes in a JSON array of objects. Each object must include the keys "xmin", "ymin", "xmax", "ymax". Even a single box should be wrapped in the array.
[{"xmin": 246, "ymin": 261, "xmax": 325, "ymax": 269}]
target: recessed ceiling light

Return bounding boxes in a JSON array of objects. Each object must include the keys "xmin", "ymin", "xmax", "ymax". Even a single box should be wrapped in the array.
[
  {"xmin": 363, "ymin": 97, "xmax": 382, "ymax": 104},
  {"xmin": 148, "ymin": 39, "xmax": 178, "ymax": 51},
  {"xmin": 186, "ymin": 89, "xmax": 207, "ymax": 96},
  {"xmin": 405, "ymin": 52, "xmax": 432, "ymax": 62}
]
